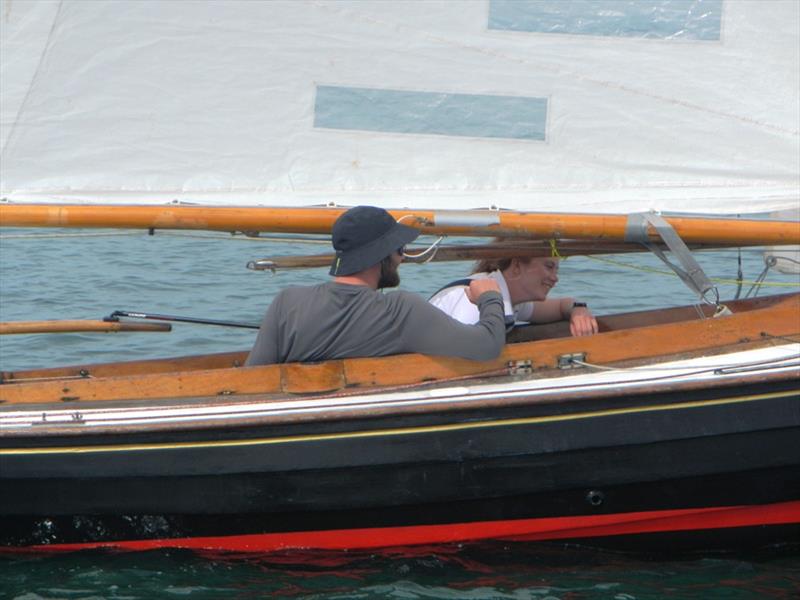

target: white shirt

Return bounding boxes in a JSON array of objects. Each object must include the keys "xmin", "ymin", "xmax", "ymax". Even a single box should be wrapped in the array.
[{"xmin": 429, "ymin": 270, "xmax": 534, "ymax": 325}]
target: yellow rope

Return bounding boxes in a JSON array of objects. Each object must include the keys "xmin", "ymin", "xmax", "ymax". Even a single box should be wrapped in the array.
[{"xmin": 585, "ymin": 254, "xmax": 799, "ymax": 288}]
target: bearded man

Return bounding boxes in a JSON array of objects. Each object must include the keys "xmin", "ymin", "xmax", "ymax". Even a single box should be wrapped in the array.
[{"xmin": 246, "ymin": 206, "xmax": 506, "ymax": 365}]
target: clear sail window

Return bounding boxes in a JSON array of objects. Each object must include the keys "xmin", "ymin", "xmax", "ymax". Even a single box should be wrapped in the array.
[
  {"xmin": 314, "ymin": 86, "xmax": 547, "ymax": 141},
  {"xmin": 488, "ymin": 0, "xmax": 723, "ymax": 40}
]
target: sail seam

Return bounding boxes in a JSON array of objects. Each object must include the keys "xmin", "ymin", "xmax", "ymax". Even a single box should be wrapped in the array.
[{"xmin": 0, "ymin": 0, "xmax": 65, "ymax": 164}]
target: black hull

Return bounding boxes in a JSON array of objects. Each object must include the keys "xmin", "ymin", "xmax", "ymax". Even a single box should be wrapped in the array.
[
  {"xmin": 2, "ymin": 464, "xmax": 799, "ymax": 551},
  {"xmin": 2, "ymin": 375, "xmax": 799, "ymax": 551}
]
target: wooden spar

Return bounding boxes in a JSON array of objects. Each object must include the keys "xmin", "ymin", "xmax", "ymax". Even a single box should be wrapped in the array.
[
  {"xmin": 0, "ymin": 320, "xmax": 172, "ymax": 335},
  {"xmin": 2, "ymin": 204, "xmax": 799, "ymax": 245},
  {"xmin": 248, "ymin": 241, "xmax": 742, "ymax": 270}
]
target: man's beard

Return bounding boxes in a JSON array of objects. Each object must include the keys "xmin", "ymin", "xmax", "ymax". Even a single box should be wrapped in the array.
[{"xmin": 377, "ymin": 256, "xmax": 400, "ymax": 289}]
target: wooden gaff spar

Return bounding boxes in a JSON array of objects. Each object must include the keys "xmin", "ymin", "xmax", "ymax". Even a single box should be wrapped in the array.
[
  {"xmin": 1, "ymin": 204, "xmax": 799, "ymax": 246},
  {"xmin": 247, "ymin": 241, "xmax": 745, "ymax": 271}
]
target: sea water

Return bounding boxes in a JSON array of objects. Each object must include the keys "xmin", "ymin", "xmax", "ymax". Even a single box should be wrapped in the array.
[
  {"xmin": 1, "ymin": 544, "xmax": 799, "ymax": 599},
  {"xmin": 1, "ymin": 229, "xmax": 799, "ymax": 598}
]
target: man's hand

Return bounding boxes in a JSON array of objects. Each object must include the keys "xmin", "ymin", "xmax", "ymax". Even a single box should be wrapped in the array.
[{"xmin": 465, "ymin": 279, "xmax": 501, "ymax": 304}]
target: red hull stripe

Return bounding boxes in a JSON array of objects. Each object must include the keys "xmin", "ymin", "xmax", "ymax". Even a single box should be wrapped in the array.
[{"xmin": 16, "ymin": 501, "xmax": 800, "ymax": 553}]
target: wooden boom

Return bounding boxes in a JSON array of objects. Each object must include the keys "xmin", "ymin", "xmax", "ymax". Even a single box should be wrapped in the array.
[{"xmin": 2, "ymin": 204, "xmax": 798, "ymax": 245}]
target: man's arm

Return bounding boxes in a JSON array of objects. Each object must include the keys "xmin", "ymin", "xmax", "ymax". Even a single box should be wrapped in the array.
[{"xmin": 403, "ymin": 286, "xmax": 507, "ymax": 361}]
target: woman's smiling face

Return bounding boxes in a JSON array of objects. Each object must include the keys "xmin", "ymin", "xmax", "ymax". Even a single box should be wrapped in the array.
[{"xmin": 504, "ymin": 257, "xmax": 560, "ymax": 303}]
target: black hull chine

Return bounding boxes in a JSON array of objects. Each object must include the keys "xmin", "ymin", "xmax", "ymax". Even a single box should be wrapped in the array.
[{"xmin": 2, "ymin": 466, "xmax": 798, "ymax": 550}]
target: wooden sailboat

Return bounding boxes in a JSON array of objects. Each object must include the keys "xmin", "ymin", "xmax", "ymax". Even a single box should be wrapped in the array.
[
  {"xmin": 1, "ymin": 290, "xmax": 798, "ymax": 552},
  {"xmin": 1, "ymin": 0, "xmax": 798, "ymax": 553}
]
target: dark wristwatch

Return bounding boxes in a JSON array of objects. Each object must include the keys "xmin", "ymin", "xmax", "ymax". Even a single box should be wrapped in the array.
[{"xmin": 572, "ymin": 302, "xmax": 588, "ymax": 308}]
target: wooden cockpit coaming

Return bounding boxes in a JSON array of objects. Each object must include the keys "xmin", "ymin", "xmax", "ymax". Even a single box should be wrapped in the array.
[
  {"xmin": 507, "ymin": 292, "xmax": 795, "ymax": 342},
  {"xmin": 0, "ymin": 293, "xmax": 797, "ymax": 410}
]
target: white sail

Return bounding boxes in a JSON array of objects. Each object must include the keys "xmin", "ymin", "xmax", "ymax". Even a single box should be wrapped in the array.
[{"xmin": 1, "ymin": 0, "xmax": 798, "ymax": 214}]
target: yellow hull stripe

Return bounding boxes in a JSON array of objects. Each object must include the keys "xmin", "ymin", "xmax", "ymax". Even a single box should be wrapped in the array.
[{"xmin": 2, "ymin": 388, "xmax": 797, "ymax": 456}]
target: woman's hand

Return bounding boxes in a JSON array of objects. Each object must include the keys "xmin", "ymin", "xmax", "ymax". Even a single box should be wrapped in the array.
[{"xmin": 570, "ymin": 306, "xmax": 599, "ymax": 337}]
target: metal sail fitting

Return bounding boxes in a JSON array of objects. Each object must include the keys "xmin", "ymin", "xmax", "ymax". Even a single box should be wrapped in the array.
[{"xmin": 625, "ymin": 212, "xmax": 722, "ymax": 309}]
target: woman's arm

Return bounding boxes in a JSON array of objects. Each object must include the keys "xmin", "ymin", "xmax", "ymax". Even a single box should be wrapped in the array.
[{"xmin": 528, "ymin": 298, "xmax": 599, "ymax": 337}]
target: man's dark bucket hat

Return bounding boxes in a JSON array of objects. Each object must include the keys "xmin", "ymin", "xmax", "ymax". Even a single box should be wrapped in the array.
[{"xmin": 330, "ymin": 206, "xmax": 419, "ymax": 276}]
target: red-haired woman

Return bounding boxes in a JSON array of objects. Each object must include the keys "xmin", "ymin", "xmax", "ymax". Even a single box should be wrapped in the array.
[{"xmin": 430, "ymin": 254, "xmax": 598, "ymax": 337}]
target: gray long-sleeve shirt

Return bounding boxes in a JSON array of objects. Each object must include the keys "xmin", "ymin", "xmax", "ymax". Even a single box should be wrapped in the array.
[{"xmin": 245, "ymin": 282, "xmax": 506, "ymax": 365}]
